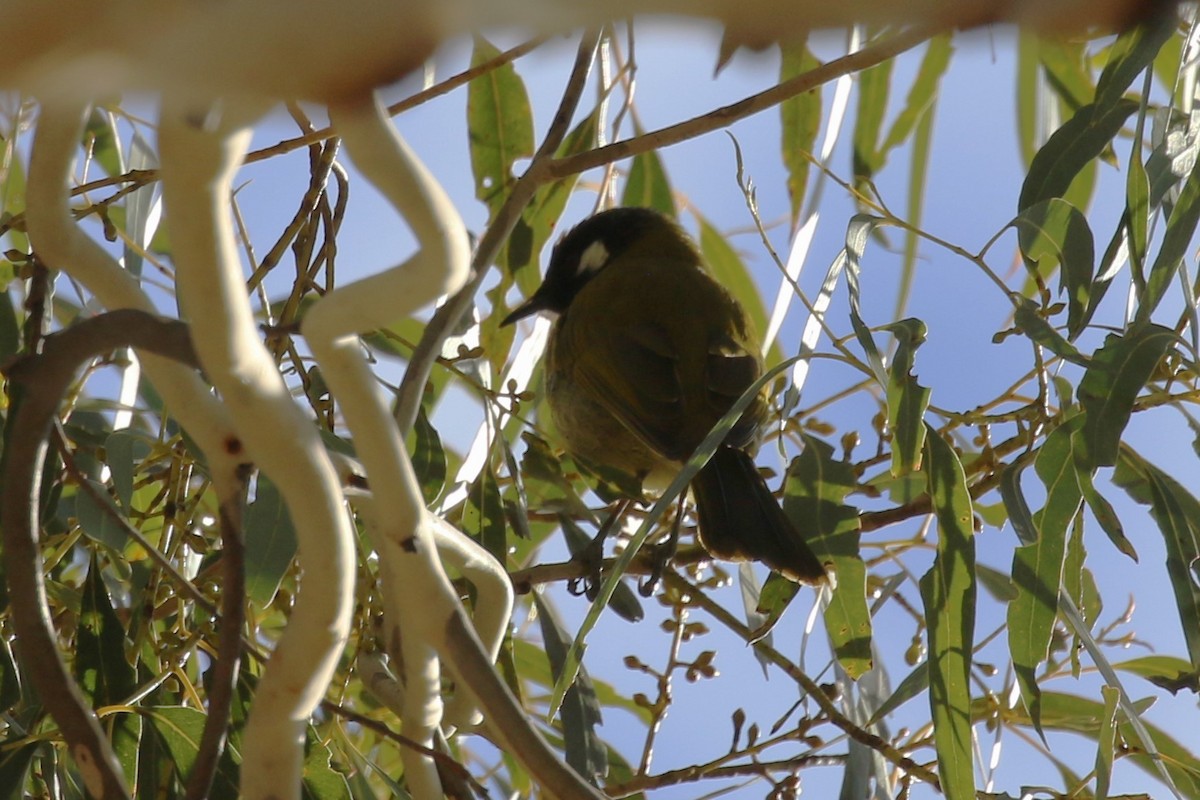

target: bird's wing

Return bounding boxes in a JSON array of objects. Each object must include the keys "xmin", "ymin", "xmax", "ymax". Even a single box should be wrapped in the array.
[{"xmin": 563, "ymin": 310, "xmax": 692, "ymax": 462}]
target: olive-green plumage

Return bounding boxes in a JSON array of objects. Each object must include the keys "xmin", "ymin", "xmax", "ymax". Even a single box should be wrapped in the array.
[{"xmin": 502, "ymin": 207, "xmax": 826, "ymax": 585}]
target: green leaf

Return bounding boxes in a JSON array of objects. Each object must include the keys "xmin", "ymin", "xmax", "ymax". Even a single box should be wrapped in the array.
[
  {"xmin": 534, "ymin": 593, "xmax": 607, "ymax": 784},
  {"xmin": 302, "ymin": 739, "xmax": 352, "ymax": 800},
  {"xmin": 75, "ymin": 479, "xmax": 130, "ymax": 551},
  {"xmin": 1094, "ymin": 15, "xmax": 1177, "ymax": 113},
  {"xmin": 852, "ymin": 58, "xmax": 893, "ymax": 186},
  {"xmin": 1094, "ymin": 685, "xmax": 1119, "ymax": 800},
  {"xmin": 1009, "ymin": 296, "xmax": 1090, "ymax": 366},
  {"xmin": 621, "ymin": 146, "xmax": 674, "ymax": 216},
  {"xmin": 1126, "ymin": 143, "xmax": 1151, "ymax": 289},
  {"xmin": 1071, "ymin": 432, "xmax": 1138, "ymax": 561},
  {"xmin": 881, "ymin": 318, "xmax": 931, "ymax": 476},
  {"xmin": 75, "ymin": 554, "xmax": 137, "ymax": 705},
  {"xmin": 467, "ymin": 35, "xmax": 534, "ymax": 217},
  {"xmin": 1018, "ymin": 99, "xmax": 1139, "ymax": 213},
  {"xmin": 1007, "ymin": 418, "xmax": 1083, "ymax": 739},
  {"xmin": 844, "ymin": 214, "xmax": 889, "ymax": 387},
  {"xmin": 999, "ymin": 452, "xmax": 1038, "ymax": 546},
  {"xmin": 895, "ymin": 88, "xmax": 937, "ymax": 321},
  {"xmin": 783, "ymin": 434, "xmax": 868, "ymax": 677},
  {"xmin": 1112, "ymin": 449, "xmax": 1200, "ymax": 674},
  {"xmin": 919, "ymin": 426, "xmax": 976, "ymax": 800},
  {"xmin": 1113, "ymin": 655, "xmax": 1200, "ymax": 694},
  {"xmin": 244, "ymin": 474, "xmax": 298, "ymax": 607},
  {"xmin": 408, "ymin": 402, "xmax": 446, "ymax": 506},
  {"xmin": 105, "ymin": 431, "xmax": 153, "ymax": 511},
  {"xmin": 779, "ymin": 39, "xmax": 822, "ymax": 227},
  {"xmin": 983, "ymin": 690, "xmax": 1200, "ymax": 797},
  {"xmin": 143, "ymin": 706, "xmax": 240, "ymax": 795},
  {"xmin": 464, "ymin": 464, "xmax": 507, "ymax": 564},
  {"xmin": 1013, "ymin": 199, "xmax": 1095, "ymax": 339},
  {"xmin": 1077, "ymin": 324, "xmax": 1174, "ymax": 469},
  {"xmin": 1138, "ymin": 153, "xmax": 1200, "ymax": 323},
  {"xmin": 1037, "ymin": 39, "xmax": 1093, "ymax": 113},
  {"xmin": 0, "ymin": 737, "xmax": 37, "ymax": 800},
  {"xmin": 866, "ymin": 661, "xmax": 928, "ymax": 726},
  {"xmin": 881, "ymin": 34, "xmax": 953, "ymax": 153},
  {"xmin": 1015, "ymin": 32, "xmax": 1040, "ymax": 166}
]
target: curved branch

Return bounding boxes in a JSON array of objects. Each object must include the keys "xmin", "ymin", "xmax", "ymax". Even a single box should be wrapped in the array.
[
  {"xmin": 158, "ymin": 101, "xmax": 357, "ymax": 800},
  {"xmin": 1, "ymin": 310, "xmax": 198, "ymax": 800}
]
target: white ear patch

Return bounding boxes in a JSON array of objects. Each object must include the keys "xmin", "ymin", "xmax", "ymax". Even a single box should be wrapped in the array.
[{"xmin": 576, "ymin": 240, "xmax": 610, "ymax": 277}]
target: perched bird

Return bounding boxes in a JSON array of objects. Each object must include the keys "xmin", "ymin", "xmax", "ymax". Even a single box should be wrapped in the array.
[{"xmin": 501, "ymin": 207, "xmax": 826, "ymax": 584}]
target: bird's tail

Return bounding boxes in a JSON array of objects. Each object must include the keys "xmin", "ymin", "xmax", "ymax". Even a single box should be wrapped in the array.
[{"xmin": 691, "ymin": 446, "xmax": 827, "ymax": 584}]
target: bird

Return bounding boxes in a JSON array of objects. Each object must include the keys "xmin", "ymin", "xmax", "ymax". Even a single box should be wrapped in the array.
[{"xmin": 500, "ymin": 206, "xmax": 826, "ymax": 585}]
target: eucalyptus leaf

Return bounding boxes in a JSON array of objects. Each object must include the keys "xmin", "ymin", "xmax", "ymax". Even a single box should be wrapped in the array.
[
  {"xmin": 1007, "ymin": 417, "xmax": 1083, "ymax": 739},
  {"xmin": 1018, "ymin": 99, "xmax": 1139, "ymax": 213},
  {"xmin": 784, "ymin": 434, "xmax": 869, "ymax": 677},
  {"xmin": 1077, "ymin": 325, "xmax": 1174, "ymax": 469},
  {"xmin": 244, "ymin": 474, "xmax": 298, "ymax": 608},
  {"xmin": 881, "ymin": 318, "xmax": 931, "ymax": 476},
  {"xmin": 920, "ymin": 426, "xmax": 977, "ymax": 800}
]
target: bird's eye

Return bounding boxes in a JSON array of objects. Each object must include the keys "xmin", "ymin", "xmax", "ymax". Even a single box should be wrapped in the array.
[{"xmin": 575, "ymin": 240, "xmax": 610, "ymax": 277}]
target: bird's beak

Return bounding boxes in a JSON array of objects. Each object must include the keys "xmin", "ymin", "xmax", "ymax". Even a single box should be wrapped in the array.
[{"xmin": 499, "ymin": 293, "xmax": 548, "ymax": 327}]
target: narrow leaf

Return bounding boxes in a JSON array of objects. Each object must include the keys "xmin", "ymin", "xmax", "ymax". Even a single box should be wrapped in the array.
[
  {"xmin": 1112, "ymin": 449, "xmax": 1200, "ymax": 674},
  {"xmin": 920, "ymin": 426, "xmax": 977, "ymax": 800},
  {"xmin": 779, "ymin": 39, "xmax": 822, "ymax": 227},
  {"xmin": 1007, "ymin": 417, "xmax": 1083, "ymax": 739},
  {"xmin": 76, "ymin": 554, "xmax": 137, "ymax": 705},
  {"xmin": 1077, "ymin": 325, "xmax": 1174, "ymax": 469},
  {"xmin": 881, "ymin": 318, "xmax": 930, "ymax": 476},
  {"xmin": 852, "ymin": 59, "xmax": 893, "ymax": 185},
  {"xmin": 534, "ymin": 593, "xmax": 607, "ymax": 784},
  {"xmin": 844, "ymin": 214, "xmax": 889, "ymax": 386},
  {"xmin": 467, "ymin": 35, "xmax": 534, "ymax": 217},
  {"xmin": 881, "ymin": 34, "xmax": 953, "ymax": 153},
  {"xmin": 1094, "ymin": 15, "xmax": 1177, "ymax": 113},
  {"xmin": 1139, "ymin": 154, "xmax": 1200, "ymax": 323},
  {"xmin": 409, "ymin": 402, "xmax": 447, "ymax": 506},
  {"xmin": 464, "ymin": 464, "xmax": 507, "ymax": 564},
  {"xmin": 143, "ymin": 706, "xmax": 240, "ymax": 795},
  {"xmin": 1011, "ymin": 297, "xmax": 1090, "ymax": 366},
  {"xmin": 1071, "ymin": 432, "xmax": 1138, "ymax": 560},
  {"xmin": 1013, "ymin": 198, "xmax": 1095, "ymax": 339},
  {"xmin": 1018, "ymin": 99, "xmax": 1139, "ymax": 213},
  {"xmin": 244, "ymin": 474, "xmax": 298, "ymax": 607},
  {"xmin": 999, "ymin": 452, "xmax": 1038, "ymax": 546},
  {"xmin": 1095, "ymin": 685, "xmax": 1120, "ymax": 800},
  {"xmin": 621, "ymin": 147, "xmax": 674, "ymax": 217},
  {"xmin": 783, "ymin": 434, "xmax": 868, "ymax": 677}
]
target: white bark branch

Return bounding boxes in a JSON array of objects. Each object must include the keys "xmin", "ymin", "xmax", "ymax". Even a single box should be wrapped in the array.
[{"xmin": 157, "ymin": 102, "xmax": 357, "ymax": 800}]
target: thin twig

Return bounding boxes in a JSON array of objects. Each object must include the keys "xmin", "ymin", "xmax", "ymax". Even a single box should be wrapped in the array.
[
  {"xmin": 544, "ymin": 25, "xmax": 938, "ymax": 180},
  {"xmin": 660, "ymin": 570, "xmax": 942, "ymax": 790}
]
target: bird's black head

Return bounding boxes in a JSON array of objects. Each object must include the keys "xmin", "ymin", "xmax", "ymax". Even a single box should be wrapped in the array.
[{"xmin": 500, "ymin": 207, "xmax": 673, "ymax": 326}]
